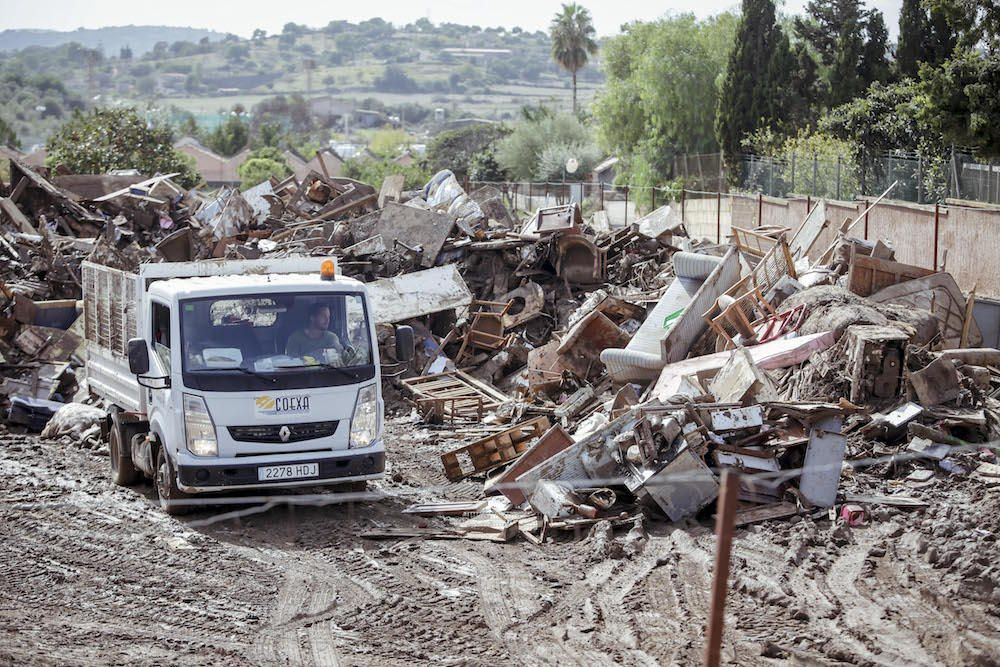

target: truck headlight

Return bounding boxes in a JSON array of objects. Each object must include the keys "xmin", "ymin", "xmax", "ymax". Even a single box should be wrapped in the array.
[
  {"xmin": 183, "ymin": 394, "xmax": 218, "ymax": 457},
  {"xmin": 349, "ymin": 384, "xmax": 380, "ymax": 449}
]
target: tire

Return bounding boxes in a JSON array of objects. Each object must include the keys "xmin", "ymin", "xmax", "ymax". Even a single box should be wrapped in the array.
[
  {"xmin": 109, "ymin": 411, "xmax": 141, "ymax": 486},
  {"xmin": 155, "ymin": 446, "xmax": 191, "ymax": 515}
]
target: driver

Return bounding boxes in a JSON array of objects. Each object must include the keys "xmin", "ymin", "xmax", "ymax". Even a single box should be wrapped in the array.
[{"xmin": 285, "ymin": 303, "xmax": 344, "ymax": 360}]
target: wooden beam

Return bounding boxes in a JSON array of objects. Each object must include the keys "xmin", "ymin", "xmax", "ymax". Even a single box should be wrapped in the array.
[{"xmin": 703, "ymin": 470, "xmax": 740, "ymax": 667}]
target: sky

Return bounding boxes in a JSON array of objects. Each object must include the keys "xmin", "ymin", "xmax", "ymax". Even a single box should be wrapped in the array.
[{"xmin": 2, "ymin": 1, "xmax": 903, "ymax": 39}]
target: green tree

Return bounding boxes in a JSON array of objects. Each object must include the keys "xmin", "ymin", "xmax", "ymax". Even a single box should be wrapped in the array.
[
  {"xmin": 823, "ymin": 80, "xmax": 948, "ymax": 198},
  {"xmin": 897, "ymin": 0, "xmax": 927, "ymax": 78},
  {"xmin": 716, "ymin": 0, "xmax": 795, "ymax": 159},
  {"xmin": 796, "ymin": 0, "xmax": 880, "ymax": 104},
  {"xmin": 549, "ymin": 3, "xmax": 598, "ymax": 113},
  {"xmin": 921, "ymin": 51, "xmax": 1000, "ymax": 156},
  {"xmin": 496, "ymin": 111, "xmax": 597, "ymax": 180},
  {"xmin": 859, "ymin": 10, "xmax": 891, "ymax": 86},
  {"xmin": 426, "ymin": 124, "xmax": 511, "ymax": 179},
  {"xmin": 0, "ymin": 116, "xmax": 19, "ymax": 148},
  {"xmin": 206, "ymin": 111, "xmax": 249, "ymax": 157},
  {"xmin": 45, "ymin": 107, "xmax": 199, "ymax": 188},
  {"xmin": 239, "ymin": 147, "xmax": 291, "ymax": 190},
  {"xmin": 595, "ymin": 13, "xmax": 737, "ymax": 188},
  {"xmin": 373, "ymin": 65, "xmax": 418, "ymax": 93}
]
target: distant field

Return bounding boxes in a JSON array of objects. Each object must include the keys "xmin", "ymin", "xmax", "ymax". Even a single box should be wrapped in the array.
[{"xmin": 160, "ymin": 81, "xmax": 599, "ymax": 125}]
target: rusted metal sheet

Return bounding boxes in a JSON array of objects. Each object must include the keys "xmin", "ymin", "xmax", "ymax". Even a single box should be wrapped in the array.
[{"xmin": 373, "ymin": 202, "xmax": 455, "ymax": 267}]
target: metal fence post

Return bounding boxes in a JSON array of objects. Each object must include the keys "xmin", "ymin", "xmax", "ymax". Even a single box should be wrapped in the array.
[
  {"xmin": 812, "ymin": 154, "xmax": 818, "ymax": 196},
  {"xmin": 860, "ymin": 147, "xmax": 867, "ymax": 195},
  {"xmin": 933, "ymin": 203, "xmax": 940, "ymax": 270},
  {"xmin": 917, "ymin": 156, "xmax": 923, "ymax": 204},
  {"xmin": 651, "ymin": 186, "xmax": 656, "ymax": 213},
  {"xmin": 836, "ymin": 155, "xmax": 842, "ymax": 200},
  {"xmin": 681, "ymin": 189, "xmax": 686, "ymax": 223},
  {"xmin": 716, "ymin": 190, "xmax": 722, "ymax": 244}
]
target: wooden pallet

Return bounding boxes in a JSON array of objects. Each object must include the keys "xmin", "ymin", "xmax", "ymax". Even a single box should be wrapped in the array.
[
  {"xmin": 440, "ymin": 416, "xmax": 550, "ymax": 481},
  {"xmin": 402, "ymin": 370, "xmax": 510, "ymax": 422}
]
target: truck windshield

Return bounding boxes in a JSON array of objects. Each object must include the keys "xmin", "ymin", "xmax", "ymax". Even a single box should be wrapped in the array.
[{"xmin": 179, "ymin": 292, "xmax": 374, "ymax": 390}]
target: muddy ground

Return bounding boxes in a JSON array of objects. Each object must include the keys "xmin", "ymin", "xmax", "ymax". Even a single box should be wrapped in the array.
[{"xmin": 1, "ymin": 416, "xmax": 999, "ymax": 667}]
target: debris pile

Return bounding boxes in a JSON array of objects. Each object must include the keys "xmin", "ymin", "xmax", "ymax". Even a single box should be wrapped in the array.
[{"xmin": 1, "ymin": 159, "xmax": 997, "ymax": 541}]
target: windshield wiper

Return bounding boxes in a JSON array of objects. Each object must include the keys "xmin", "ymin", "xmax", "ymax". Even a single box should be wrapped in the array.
[
  {"xmin": 315, "ymin": 363, "xmax": 362, "ymax": 382},
  {"xmin": 194, "ymin": 366, "xmax": 277, "ymax": 384}
]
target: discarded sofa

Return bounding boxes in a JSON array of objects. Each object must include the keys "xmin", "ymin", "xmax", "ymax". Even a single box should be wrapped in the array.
[{"xmin": 601, "ymin": 247, "xmax": 741, "ymax": 382}]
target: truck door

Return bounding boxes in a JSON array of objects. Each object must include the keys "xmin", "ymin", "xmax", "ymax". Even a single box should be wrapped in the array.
[{"xmin": 148, "ymin": 300, "xmax": 174, "ymax": 440}]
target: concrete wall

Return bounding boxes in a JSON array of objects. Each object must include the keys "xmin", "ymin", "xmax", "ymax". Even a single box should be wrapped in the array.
[
  {"xmin": 684, "ymin": 193, "xmax": 1000, "ymax": 302},
  {"xmin": 682, "ymin": 196, "xmax": 731, "ymax": 242}
]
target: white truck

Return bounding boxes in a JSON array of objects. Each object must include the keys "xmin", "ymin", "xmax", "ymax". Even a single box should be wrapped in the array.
[{"xmin": 82, "ymin": 257, "xmax": 413, "ymax": 513}]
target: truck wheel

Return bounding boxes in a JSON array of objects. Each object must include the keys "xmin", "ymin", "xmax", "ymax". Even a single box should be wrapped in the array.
[
  {"xmin": 155, "ymin": 447, "xmax": 191, "ymax": 515},
  {"xmin": 109, "ymin": 412, "xmax": 141, "ymax": 486}
]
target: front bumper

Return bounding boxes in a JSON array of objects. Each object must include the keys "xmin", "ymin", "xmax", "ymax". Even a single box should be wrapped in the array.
[{"xmin": 176, "ymin": 449, "xmax": 385, "ymax": 493}]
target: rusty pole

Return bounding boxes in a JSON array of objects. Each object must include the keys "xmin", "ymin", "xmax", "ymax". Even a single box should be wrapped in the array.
[
  {"xmin": 863, "ymin": 200, "xmax": 870, "ymax": 240},
  {"xmin": 933, "ymin": 203, "xmax": 940, "ymax": 270},
  {"xmin": 757, "ymin": 193, "xmax": 762, "ymax": 228},
  {"xmin": 681, "ymin": 189, "xmax": 686, "ymax": 223},
  {"xmin": 716, "ymin": 190, "xmax": 722, "ymax": 244},
  {"xmin": 624, "ymin": 186, "xmax": 629, "ymax": 225},
  {"xmin": 703, "ymin": 470, "xmax": 740, "ymax": 667}
]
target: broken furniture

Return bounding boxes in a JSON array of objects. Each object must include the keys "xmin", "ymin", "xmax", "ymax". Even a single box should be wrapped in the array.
[
  {"xmin": 842, "ymin": 325, "xmax": 908, "ymax": 404},
  {"xmin": 601, "ymin": 248, "xmax": 741, "ymax": 382},
  {"xmin": 455, "ymin": 300, "xmax": 514, "ymax": 363},
  {"xmin": 555, "ymin": 234, "xmax": 606, "ymax": 284},
  {"xmin": 440, "ymin": 416, "xmax": 550, "ymax": 481},
  {"xmin": 402, "ymin": 371, "xmax": 510, "ymax": 422}
]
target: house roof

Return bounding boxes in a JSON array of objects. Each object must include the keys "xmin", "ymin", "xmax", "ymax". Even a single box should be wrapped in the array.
[{"xmin": 593, "ymin": 156, "xmax": 619, "ymax": 174}]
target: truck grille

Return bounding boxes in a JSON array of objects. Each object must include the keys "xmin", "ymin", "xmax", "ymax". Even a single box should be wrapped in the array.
[{"xmin": 228, "ymin": 421, "xmax": 339, "ymax": 443}]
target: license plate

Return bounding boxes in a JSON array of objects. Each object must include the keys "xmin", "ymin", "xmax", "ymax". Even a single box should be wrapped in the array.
[{"xmin": 257, "ymin": 463, "xmax": 319, "ymax": 481}]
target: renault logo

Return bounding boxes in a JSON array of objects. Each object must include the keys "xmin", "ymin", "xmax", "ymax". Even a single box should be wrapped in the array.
[{"xmin": 278, "ymin": 425, "xmax": 291, "ymax": 443}]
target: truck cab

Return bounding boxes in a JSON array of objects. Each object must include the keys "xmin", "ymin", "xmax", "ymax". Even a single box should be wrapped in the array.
[{"xmin": 84, "ymin": 257, "xmax": 412, "ymax": 513}]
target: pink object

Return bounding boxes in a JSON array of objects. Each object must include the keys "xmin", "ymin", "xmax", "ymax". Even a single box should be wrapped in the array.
[
  {"xmin": 652, "ymin": 330, "xmax": 837, "ymax": 401},
  {"xmin": 840, "ymin": 504, "xmax": 868, "ymax": 527}
]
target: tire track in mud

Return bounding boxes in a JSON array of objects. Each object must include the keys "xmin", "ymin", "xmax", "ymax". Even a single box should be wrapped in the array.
[{"xmin": 4, "ymin": 426, "xmax": 1000, "ymax": 666}]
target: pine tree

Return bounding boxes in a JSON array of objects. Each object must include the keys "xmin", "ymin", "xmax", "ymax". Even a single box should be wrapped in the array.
[
  {"xmin": 716, "ymin": 0, "xmax": 794, "ymax": 157},
  {"xmin": 789, "ymin": 41, "xmax": 824, "ymax": 129},
  {"xmin": 897, "ymin": 0, "xmax": 926, "ymax": 78},
  {"xmin": 859, "ymin": 9, "xmax": 891, "ymax": 87},
  {"xmin": 925, "ymin": 6, "xmax": 958, "ymax": 66}
]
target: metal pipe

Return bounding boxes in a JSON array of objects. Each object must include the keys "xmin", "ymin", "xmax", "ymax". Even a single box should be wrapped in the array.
[
  {"xmin": 716, "ymin": 190, "xmax": 722, "ymax": 243},
  {"xmin": 933, "ymin": 203, "xmax": 940, "ymax": 270}
]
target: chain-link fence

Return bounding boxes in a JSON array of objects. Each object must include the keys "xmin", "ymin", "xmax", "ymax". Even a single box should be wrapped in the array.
[{"xmin": 734, "ymin": 150, "xmax": 999, "ymax": 205}]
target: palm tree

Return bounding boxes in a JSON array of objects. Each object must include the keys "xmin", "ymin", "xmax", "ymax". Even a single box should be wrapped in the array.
[{"xmin": 550, "ymin": 3, "xmax": 598, "ymax": 114}]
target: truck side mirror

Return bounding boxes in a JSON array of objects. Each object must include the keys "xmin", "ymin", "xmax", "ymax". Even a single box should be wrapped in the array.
[
  {"xmin": 127, "ymin": 338, "xmax": 150, "ymax": 375},
  {"xmin": 394, "ymin": 325, "xmax": 415, "ymax": 363}
]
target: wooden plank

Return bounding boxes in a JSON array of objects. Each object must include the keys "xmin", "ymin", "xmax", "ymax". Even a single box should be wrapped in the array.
[
  {"xmin": 790, "ymin": 200, "xmax": 827, "ymax": 259},
  {"xmin": 733, "ymin": 501, "xmax": 799, "ymax": 527},
  {"xmin": 0, "ymin": 197, "xmax": 36, "ymax": 235}
]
